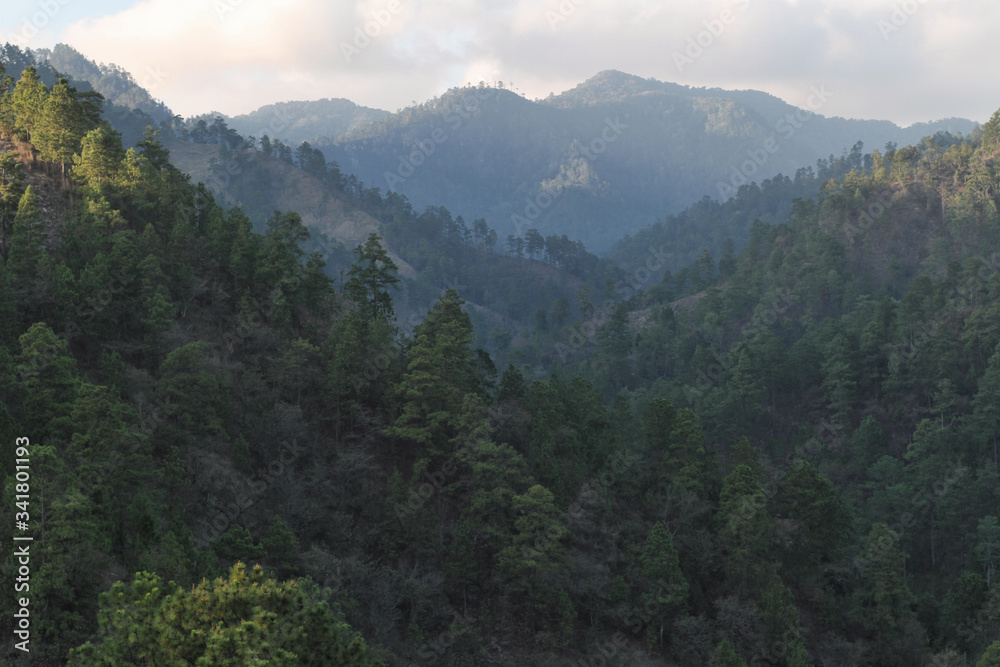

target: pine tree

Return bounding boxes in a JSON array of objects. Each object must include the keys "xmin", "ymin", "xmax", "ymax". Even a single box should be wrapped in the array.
[
  {"xmin": 68, "ymin": 563, "xmax": 382, "ymax": 665},
  {"xmin": 7, "ymin": 66, "xmax": 47, "ymax": 144},
  {"xmin": 73, "ymin": 123, "xmax": 126, "ymax": 195},
  {"xmin": 976, "ymin": 516, "xmax": 1000, "ymax": 587},
  {"xmin": 497, "ymin": 484, "xmax": 569, "ymax": 632},
  {"xmin": 980, "ymin": 641, "xmax": 1000, "ymax": 667},
  {"xmin": 0, "ymin": 151, "xmax": 26, "ymax": 256},
  {"xmin": 760, "ymin": 573, "xmax": 813, "ymax": 667},
  {"xmin": 716, "ymin": 464, "xmax": 771, "ymax": 594},
  {"xmin": 853, "ymin": 523, "xmax": 915, "ymax": 635},
  {"xmin": 7, "ymin": 186, "xmax": 47, "ymax": 285},
  {"xmin": 387, "ymin": 289, "xmax": 480, "ymax": 454},
  {"xmin": 35, "ymin": 78, "xmax": 91, "ymax": 176},
  {"xmin": 710, "ymin": 638, "xmax": 748, "ymax": 667},
  {"xmin": 641, "ymin": 398, "xmax": 713, "ymax": 498},
  {"xmin": 772, "ymin": 460, "xmax": 851, "ymax": 574},
  {"xmin": 972, "ymin": 345, "xmax": 1000, "ymax": 471},
  {"xmin": 639, "ymin": 522, "xmax": 689, "ymax": 648},
  {"xmin": 344, "ymin": 233, "xmax": 400, "ymax": 322}
]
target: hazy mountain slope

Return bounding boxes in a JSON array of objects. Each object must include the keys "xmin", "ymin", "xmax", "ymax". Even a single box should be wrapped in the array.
[
  {"xmin": 310, "ymin": 70, "xmax": 977, "ymax": 253},
  {"xmin": 164, "ymin": 140, "xmax": 416, "ymax": 279},
  {"xmin": 221, "ymin": 99, "xmax": 389, "ymax": 146},
  {"xmin": 1, "ymin": 43, "xmax": 172, "ymax": 147},
  {"xmin": 31, "ymin": 43, "xmax": 174, "ymax": 123}
]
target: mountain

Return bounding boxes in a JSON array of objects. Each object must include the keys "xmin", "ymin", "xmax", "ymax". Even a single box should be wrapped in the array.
[
  {"xmin": 6, "ymin": 38, "xmax": 1000, "ymax": 667},
  {"xmin": 31, "ymin": 43, "xmax": 174, "ymax": 123},
  {"xmin": 219, "ymin": 98, "xmax": 389, "ymax": 146},
  {"xmin": 308, "ymin": 70, "xmax": 976, "ymax": 252},
  {"xmin": 0, "ymin": 43, "xmax": 172, "ymax": 147}
]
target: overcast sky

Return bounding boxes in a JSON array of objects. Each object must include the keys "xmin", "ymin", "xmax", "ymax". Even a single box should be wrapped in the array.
[{"xmin": 1, "ymin": 0, "xmax": 994, "ymax": 126}]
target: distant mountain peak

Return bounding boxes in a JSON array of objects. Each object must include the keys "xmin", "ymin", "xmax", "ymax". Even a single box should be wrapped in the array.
[{"xmin": 545, "ymin": 70, "xmax": 688, "ymax": 108}]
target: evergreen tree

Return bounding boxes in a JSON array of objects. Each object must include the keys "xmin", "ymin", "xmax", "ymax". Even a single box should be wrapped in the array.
[
  {"xmin": 853, "ymin": 524, "xmax": 916, "ymax": 637},
  {"xmin": 710, "ymin": 637, "xmax": 748, "ymax": 667},
  {"xmin": 7, "ymin": 186, "xmax": 47, "ymax": 285},
  {"xmin": 772, "ymin": 460, "xmax": 851, "ymax": 574},
  {"xmin": 73, "ymin": 123, "xmax": 126, "ymax": 195},
  {"xmin": 976, "ymin": 516, "xmax": 1000, "ymax": 587},
  {"xmin": 387, "ymin": 289, "xmax": 480, "ymax": 454},
  {"xmin": 759, "ymin": 573, "xmax": 812, "ymax": 667},
  {"xmin": 716, "ymin": 464, "xmax": 771, "ymax": 594},
  {"xmin": 35, "ymin": 78, "xmax": 91, "ymax": 176},
  {"xmin": 980, "ymin": 641, "xmax": 1000, "ymax": 667},
  {"xmin": 7, "ymin": 66, "xmax": 47, "ymax": 143},
  {"xmin": 344, "ymin": 233, "xmax": 400, "ymax": 322},
  {"xmin": 0, "ymin": 151, "xmax": 26, "ymax": 256},
  {"xmin": 497, "ymin": 484, "xmax": 569, "ymax": 632},
  {"xmin": 68, "ymin": 563, "xmax": 382, "ymax": 666},
  {"xmin": 640, "ymin": 398, "xmax": 713, "ymax": 498},
  {"xmin": 638, "ymin": 522, "xmax": 689, "ymax": 648}
]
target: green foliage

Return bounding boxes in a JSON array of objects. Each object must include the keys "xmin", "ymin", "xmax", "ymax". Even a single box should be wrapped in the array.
[
  {"xmin": 35, "ymin": 78, "xmax": 95, "ymax": 173},
  {"xmin": 497, "ymin": 484, "xmax": 570, "ymax": 630},
  {"xmin": 980, "ymin": 641, "xmax": 1000, "ymax": 667},
  {"xmin": 759, "ymin": 573, "xmax": 812, "ymax": 667},
  {"xmin": 640, "ymin": 398, "xmax": 714, "ymax": 498},
  {"xmin": 0, "ymin": 151, "xmax": 26, "ymax": 253},
  {"xmin": 74, "ymin": 123, "xmax": 126, "ymax": 193},
  {"xmin": 942, "ymin": 572, "xmax": 989, "ymax": 654},
  {"xmin": 772, "ymin": 460, "xmax": 851, "ymax": 573},
  {"xmin": 853, "ymin": 524, "xmax": 915, "ymax": 635},
  {"xmin": 7, "ymin": 185, "xmax": 47, "ymax": 284},
  {"xmin": 710, "ymin": 637, "xmax": 748, "ymax": 667},
  {"xmin": 7, "ymin": 66, "xmax": 47, "ymax": 142},
  {"xmin": 638, "ymin": 522, "xmax": 689, "ymax": 649},
  {"xmin": 977, "ymin": 516, "xmax": 1000, "ymax": 587},
  {"xmin": 68, "ymin": 563, "xmax": 382, "ymax": 666},
  {"xmin": 716, "ymin": 464, "xmax": 771, "ymax": 594},
  {"xmin": 159, "ymin": 342, "xmax": 228, "ymax": 425},
  {"xmin": 212, "ymin": 524, "xmax": 264, "ymax": 566},
  {"xmin": 639, "ymin": 523, "xmax": 688, "ymax": 607},
  {"xmin": 387, "ymin": 289, "xmax": 481, "ymax": 453},
  {"xmin": 6, "ymin": 53, "xmax": 1000, "ymax": 666}
]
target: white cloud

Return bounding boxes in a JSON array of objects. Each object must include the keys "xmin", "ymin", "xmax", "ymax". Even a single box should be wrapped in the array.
[{"xmin": 56, "ymin": 0, "xmax": 999, "ymax": 125}]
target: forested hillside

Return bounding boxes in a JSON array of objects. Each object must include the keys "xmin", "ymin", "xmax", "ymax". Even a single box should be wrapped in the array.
[
  {"xmin": 217, "ymin": 98, "xmax": 390, "ymax": 147},
  {"xmin": 2, "ymin": 54, "xmax": 1000, "ymax": 667},
  {"xmin": 317, "ymin": 70, "xmax": 976, "ymax": 252}
]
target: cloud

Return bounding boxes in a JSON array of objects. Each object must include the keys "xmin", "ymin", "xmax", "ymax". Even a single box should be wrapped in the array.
[{"xmin": 57, "ymin": 0, "xmax": 998, "ymax": 125}]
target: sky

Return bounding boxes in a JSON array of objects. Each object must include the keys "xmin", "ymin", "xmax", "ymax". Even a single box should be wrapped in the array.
[{"xmin": 0, "ymin": 0, "xmax": 995, "ymax": 127}]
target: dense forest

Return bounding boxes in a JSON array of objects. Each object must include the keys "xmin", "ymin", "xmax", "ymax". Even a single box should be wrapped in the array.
[{"xmin": 1, "ymin": 52, "xmax": 1000, "ymax": 667}]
